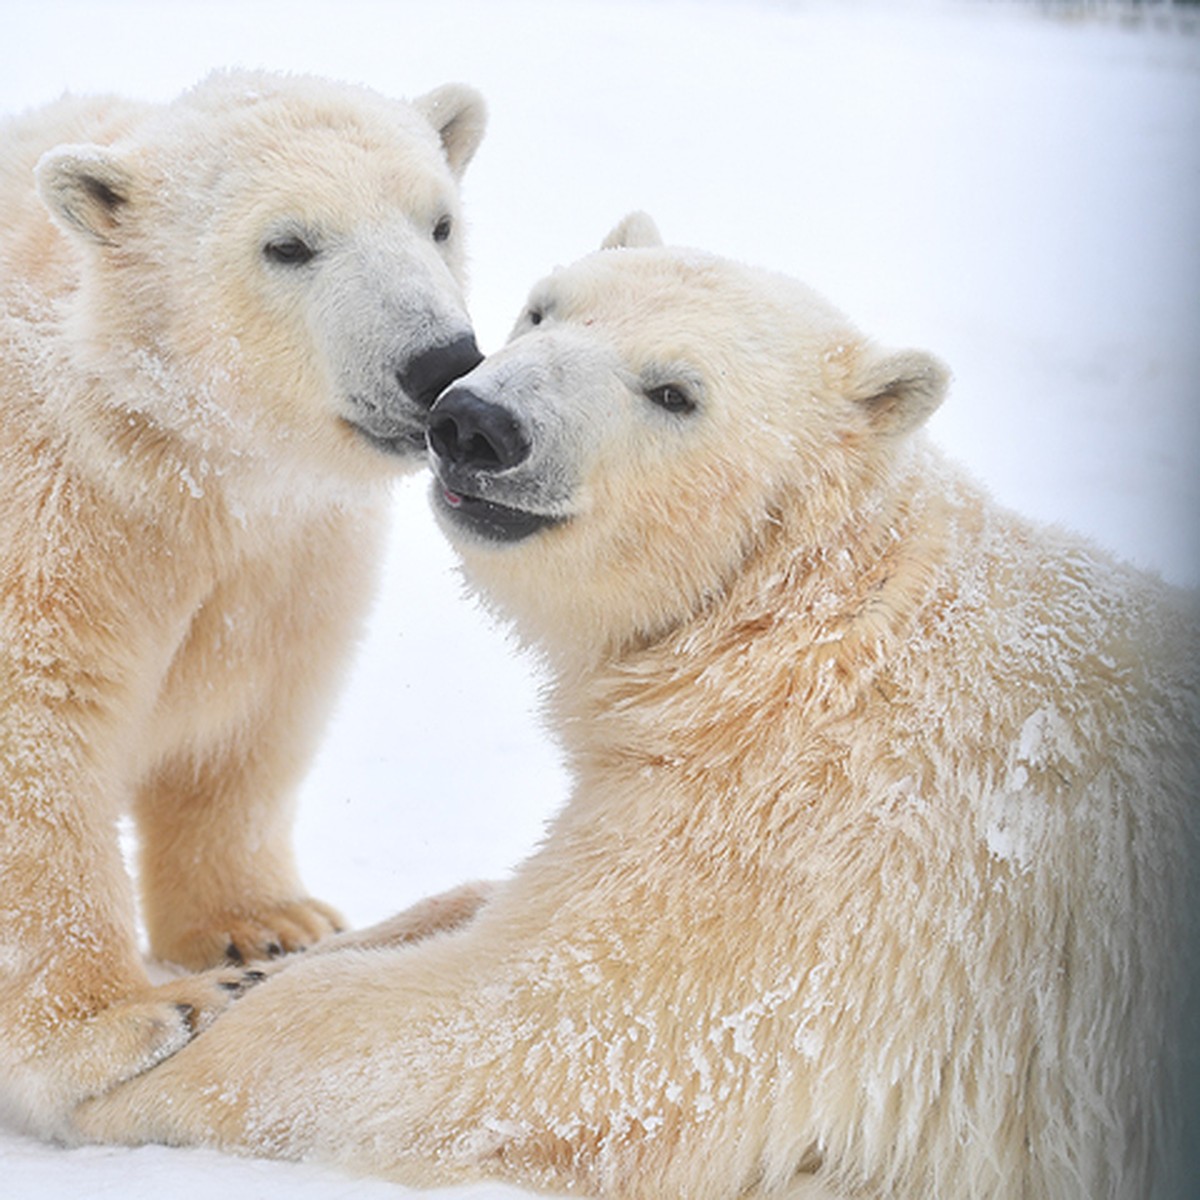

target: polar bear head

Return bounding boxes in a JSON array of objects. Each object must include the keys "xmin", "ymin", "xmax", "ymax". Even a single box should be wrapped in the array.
[
  {"xmin": 35, "ymin": 70, "xmax": 486, "ymax": 498},
  {"xmin": 427, "ymin": 214, "xmax": 949, "ymax": 665}
]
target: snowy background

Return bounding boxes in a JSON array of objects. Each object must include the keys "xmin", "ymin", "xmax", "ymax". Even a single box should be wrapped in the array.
[{"xmin": 2, "ymin": 0, "xmax": 1198, "ymax": 1195}]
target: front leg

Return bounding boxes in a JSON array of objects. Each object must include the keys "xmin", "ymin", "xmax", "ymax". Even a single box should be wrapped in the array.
[
  {"xmin": 70, "ymin": 880, "xmax": 759, "ymax": 1196},
  {"xmin": 0, "ymin": 685, "xmax": 264, "ymax": 1138},
  {"xmin": 70, "ymin": 929, "xmax": 565, "ymax": 1186},
  {"xmin": 135, "ymin": 506, "xmax": 384, "ymax": 970},
  {"xmin": 135, "ymin": 748, "xmax": 346, "ymax": 968}
]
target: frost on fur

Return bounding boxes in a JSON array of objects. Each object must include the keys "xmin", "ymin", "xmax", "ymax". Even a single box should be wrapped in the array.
[{"xmin": 74, "ymin": 223, "xmax": 1199, "ymax": 1200}]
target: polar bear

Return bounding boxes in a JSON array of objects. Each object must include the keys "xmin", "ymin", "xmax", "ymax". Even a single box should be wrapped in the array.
[
  {"xmin": 0, "ymin": 70, "xmax": 485, "ymax": 1136},
  {"xmin": 75, "ymin": 217, "xmax": 1199, "ymax": 1200}
]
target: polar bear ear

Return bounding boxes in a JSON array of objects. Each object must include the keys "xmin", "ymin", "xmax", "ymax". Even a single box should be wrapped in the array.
[
  {"xmin": 412, "ymin": 83, "xmax": 487, "ymax": 179},
  {"xmin": 849, "ymin": 347, "xmax": 950, "ymax": 437},
  {"xmin": 601, "ymin": 212, "xmax": 663, "ymax": 250},
  {"xmin": 36, "ymin": 145, "xmax": 135, "ymax": 246}
]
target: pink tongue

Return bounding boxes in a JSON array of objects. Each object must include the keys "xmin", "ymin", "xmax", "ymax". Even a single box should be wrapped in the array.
[{"xmin": 444, "ymin": 489, "xmax": 463, "ymax": 508}]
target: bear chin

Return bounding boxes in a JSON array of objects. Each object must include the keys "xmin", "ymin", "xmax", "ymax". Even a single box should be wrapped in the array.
[{"xmin": 434, "ymin": 486, "xmax": 563, "ymax": 543}]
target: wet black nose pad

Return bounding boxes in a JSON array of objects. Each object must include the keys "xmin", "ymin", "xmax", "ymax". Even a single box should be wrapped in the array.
[
  {"xmin": 428, "ymin": 387, "xmax": 530, "ymax": 472},
  {"xmin": 398, "ymin": 333, "xmax": 484, "ymax": 409}
]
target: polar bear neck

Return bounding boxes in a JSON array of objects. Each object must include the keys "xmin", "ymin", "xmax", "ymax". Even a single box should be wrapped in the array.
[
  {"xmin": 553, "ymin": 439, "xmax": 960, "ymax": 755},
  {"xmin": 40, "ymin": 338, "xmax": 384, "ymax": 536}
]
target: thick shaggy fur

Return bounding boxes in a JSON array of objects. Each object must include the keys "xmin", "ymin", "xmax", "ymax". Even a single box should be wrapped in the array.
[
  {"xmin": 0, "ymin": 71, "xmax": 484, "ymax": 1136},
  {"xmin": 75, "ymin": 218, "xmax": 1198, "ymax": 1199}
]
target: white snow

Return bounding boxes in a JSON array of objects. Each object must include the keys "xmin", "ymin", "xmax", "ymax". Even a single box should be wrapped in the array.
[{"xmin": 2, "ymin": 0, "xmax": 1198, "ymax": 1195}]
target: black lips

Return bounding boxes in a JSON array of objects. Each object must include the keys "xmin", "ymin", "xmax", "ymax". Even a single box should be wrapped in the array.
[{"xmin": 435, "ymin": 485, "xmax": 562, "ymax": 543}]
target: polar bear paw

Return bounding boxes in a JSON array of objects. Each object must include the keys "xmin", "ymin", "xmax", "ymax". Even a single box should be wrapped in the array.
[
  {"xmin": 76, "ymin": 966, "xmax": 268, "ymax": 1076},
  {"xmin": 12, "ymin": 964, "xmax": 266, "ymax": 1140},
  {"xmin": 157, "ymin": 897, "xmax": 347, "ymax": 971}
]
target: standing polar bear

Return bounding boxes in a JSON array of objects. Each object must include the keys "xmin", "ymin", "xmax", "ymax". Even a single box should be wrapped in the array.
[
  {"xmin": 77, "ymin": 218, "xmax": 1198, "ymax": 1200},
  {"xmin": 0, "ymin": 71, "xmax": 485, "ymax": 1136}
]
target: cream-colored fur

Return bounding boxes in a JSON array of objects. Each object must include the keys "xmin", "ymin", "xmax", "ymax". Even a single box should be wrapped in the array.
[
  {"xmin": 76, "ymin": 219, "xmax": 1198, "ymax": 1199},
  {"xmin": 0, "ymin": 70, "xmax": 485, "ymax": 1136}
]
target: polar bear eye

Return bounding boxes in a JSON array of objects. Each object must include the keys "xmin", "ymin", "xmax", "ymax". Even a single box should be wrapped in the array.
[
  {"xmin": 432, "ymin": 215, "xmax": 453, "ymax": 243},
  {"xmin": 527, "ymin": 308, "xmax": 543, "ymax": 326},
  {"xmin": 263, "ymin": 236, "xmax": 317, "ymax": 267},
  {"xmin": 644, "ymin": 383, "xmax": 696, "ymax": 415}
]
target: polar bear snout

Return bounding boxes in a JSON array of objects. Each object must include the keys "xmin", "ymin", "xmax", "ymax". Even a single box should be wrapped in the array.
[
  {"xmin": 426, "ymin": 386, "xmax": 569, "ymax": 544},
  {"xmin": 344, "ymin": 333, "xmax": 483, "ymax": 457},
  {"xmin": 428, "ymin": 386, "xmax": 530, "ymax": 471},
  {"xmin": 397, "ymin": 333, "xmax": 483, "ymax": 411}
]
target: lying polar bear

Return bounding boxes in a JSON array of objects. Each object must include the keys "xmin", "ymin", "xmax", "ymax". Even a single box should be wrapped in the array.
[{"xmin": 77, "ymin": 216, "xmax": 1199, "ymax": 1200}]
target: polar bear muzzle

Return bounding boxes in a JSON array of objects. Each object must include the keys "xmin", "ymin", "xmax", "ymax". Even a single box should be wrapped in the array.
[
  {"xmin": 427, "ymin": 385, "xmax": 564, "ymax": 542},
  {"xmin": 347, "ymin": 332, "xmax": 483, "ymax": 456}
]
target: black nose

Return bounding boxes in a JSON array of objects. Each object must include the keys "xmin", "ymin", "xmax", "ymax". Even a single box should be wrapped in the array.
[
  {"xmin": 428, "ymin": 387, "xmax": 530, "ymax": 472},
  {"xmin": 398, "ymin": 333, "xmax": 483, "ymax": 409}
]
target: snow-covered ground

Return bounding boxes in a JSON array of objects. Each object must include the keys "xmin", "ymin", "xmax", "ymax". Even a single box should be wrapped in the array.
[{"xmin": 2, "ymin": 1, "xmax": 1197, "ymax": 1195}]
